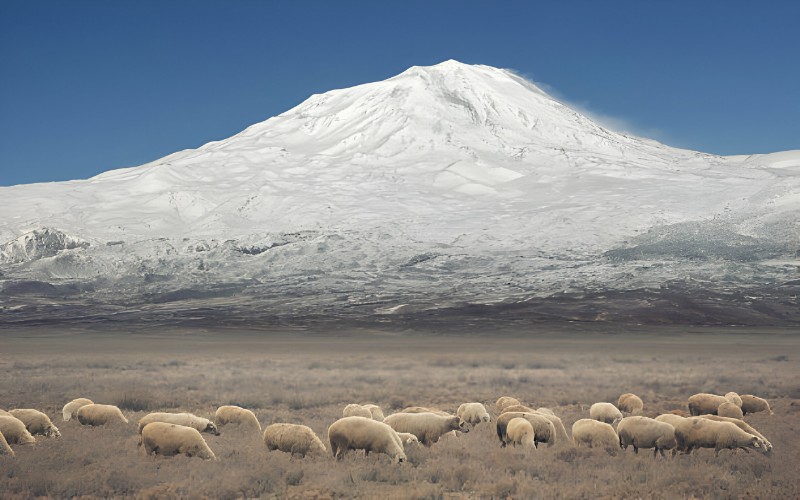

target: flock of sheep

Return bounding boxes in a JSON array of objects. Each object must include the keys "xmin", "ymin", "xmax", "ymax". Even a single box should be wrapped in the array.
[{"xmin": 0, "ymin": 391, "xmax": 774, "ymax": 465}]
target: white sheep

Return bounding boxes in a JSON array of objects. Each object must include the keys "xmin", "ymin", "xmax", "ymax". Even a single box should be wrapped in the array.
[
  {"xmin": 617, "ymin": 416, "xmax": 677, "ymax": 457},
  {"xmin": 717, "ymin": 402, "xmax": 744, "ymax": 420},
  {"xmin": 214, "ymin": 405, "xmax": 261, "ymax": 432},
  {"xmin": 362, "ymin": 404, "xmax": 385, "ymax": 421},
  {"xmin": 495, "ymin": 396, "xmax": 521, "ymax": 413},
  {"xmin": 572, "ymin": 419, "xmax": 619, "ymax": 454},
  {"xmin": 696, "ymin": 415, "xmax": 772, "ymax": 452},
  {"xmin": 456, "ymin": 402, "xmax": 491, "ymax": 425},
  {"xmin": 395, "ymin": 431, "xmax": 421, "ymax": 446},
  {"xmin": 687, "ymin": 393, "xmax": 741, "ymax": 416},
  {"xmin": 673, "ymin": 417, "xmax": 768, "ymax": 456},
  {"xmin": 724, "ymin": 392, "xmax": 743, "ymax": 408},
  {"xmin": 383, "ymin": 412, "xmax": 468, "ymax": 446},
  {"xmin": 137, "ymin": 412, "xmax": 219, "ymax": 435},
  {"xmin": 0, "ymin": 416, "xmax": 36, "ymax": 445},
  {"xmin": 495, "ymin": 412, "xmax": 555, "ymax": 448},
  {"xmin": 505, "ymin": 417, "xmax": 536, "ymax": 449},
  {"xmin": 328, "ymin": 416, "xmax": 406, "ymax": 463},
  {"xmin": 343, "ymin": 404, "xmax": 373, "ymax": 419},
  {"xmin": 589, "ymin": 402, "xmax": 623, "ymax": 425},
  {"xmin": 76, "ymin": 404, "xmax": 129, "ymax": 426},
  {"xmin": 263, "ymin": 423, "xmax": 327, "ymax": 457},
  {"xmin": 62, "ymin": 398, "xmax": 93, "ymax": 422},
  {"xmin": 9, "ymin": 409, "xmax": 61, "ymax": 438},
  {"xmin": 617, "ymin": 393, "xmax": 644, "ymax": 415},
  {"xmin": 140, "ymin": 422, "xmax": 216, "ymax": 460},
  {"xmin": 740, "ymin": 395, "xmax": 773, "ymax": 415}
]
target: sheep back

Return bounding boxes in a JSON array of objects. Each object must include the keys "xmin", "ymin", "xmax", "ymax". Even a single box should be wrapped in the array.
[
  {"xmin": 263, "ymin": 423, "xmax": 326, "ymax": 457},
  {"xmin": 0, "ymin": 416, "xmax": 36, "ymax": 445}
]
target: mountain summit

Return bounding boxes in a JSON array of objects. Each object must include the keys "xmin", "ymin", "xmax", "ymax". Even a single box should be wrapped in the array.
[{"xmin": 1, "ymin": 60, "xmax": 798, "ymax": 327}]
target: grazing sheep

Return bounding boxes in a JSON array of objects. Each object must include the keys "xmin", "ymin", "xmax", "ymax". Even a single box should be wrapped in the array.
[
  {"xmin": 384, "ymin": 412, "xmax": 468, "ymax": 446},
  {"xmin": 618, "ymin": 393, "xmax": 644, "ymax": 415},
  {"xmin": 740, "ymin": 395, "xmax": 773, "ymax": 415},
  {"xmin": 362, "ymin": 404, "xmax": 385, "ymax": 421},
  {"xmin": 0, "ymin": 431, "xmax": 14, "ymax": 456},
  {"xmin": 572, "ymin": 419, "xmax": 619, "ymax": 454},
  {"xmin": 62, "ymin": 398, "xmax": 93, "ymax": 422},
  {"xmin": 138, "ymin": 412, "xmax": 219, "ymax": 435},
  {"xmin": 457, "ymin": 402, "xmax": 491, "ymax": 424},
  {"xmin": 589, "ymin": 402, "xmax": 623, "ymax": 425},
  {"xmin": 725, "ymin": 392, "xmax": 743, "ymax": 408},
  {"xmin": 328, "ymin": 416, "xmax": 406, "ymax": 463},
  {"xmin": 140, "ymin": 422, "xmax": 216, "ymax": 460},
  {"xmin": 496, "ymin": 396, "xmax": 522, "ymax": 412},
  {"xmin": 263, "ymin": 423, "xmax": 327, "ymax": 457},
  {"xmin": 76, "ymin": 404, "xmax": 128, "ymax": 426},
  {"xmin": 9, "ymin": 409, "xmax": 60, "ymax": 438},
  {"xmin": 496, "ymin": 412, "xmax": 555, "ymax": 448},
  {"xmin": 617, "ymin": 416, "xmax": 677, "ymax": 457},
  {"xmin": 687, "ymin": 393, "xmax": 741, "ymax": 416},
  {"xmin": 673, "ymin": 417, "xmax": 767, "ymax": 456},
  {"xmin": 535, "ymin": 407, "xmax": 556, "ymax": 416},
  {"xmin": 400, "ymin": 406, "xmax": 452, "ymax": 416},
  {"xmin": 506, "ymin": 417, "xmax": 537, "ymax": 449},
  {"xmin": 499, "ymin": 404, "xmax": 536, "ymax": 414},
  {"xmin": 0, "ymin": 416, "xmax": 36, "ymax": 445},
  {"xmin": 395, "ymin": 432, "xmax": 421, "ymax": 446},
  {"xmin": 343, "ymin": 404, "xmax": 373, "ymax": 419},
  {"xmin": 717, "ymin": 402, "xmax": 744, "ymax": 419},
  {"xmin": 535, "ymin": 411, "xmax": 570, "ymax": 445},
  {"xmin": 214, "ymin": 405, "xmax": 260, "ymax": 431},
  {"xmin": 696, "ymin": 415, "xmax": 772, "ymax": 452}
]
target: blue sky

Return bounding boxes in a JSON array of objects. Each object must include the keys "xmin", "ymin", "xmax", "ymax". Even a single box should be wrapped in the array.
[{"xmin": 1, "ymin": 1, "xmax": 798, "ymax": 186}]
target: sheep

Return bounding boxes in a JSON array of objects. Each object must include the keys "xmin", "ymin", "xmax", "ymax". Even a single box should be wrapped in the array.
[
  {"xmin": 140, "ymin": 422, "xmax": 216, "ymax": 460},
  {"xmin": 263, "ymin": 423, "xmax": 327, "ymax": 457},
  {"xmin": 395, "ymin": 431, "xmax": 421, "ymax": 447},
  {"xmin": 496, "ymin": 412, "xmax": 555, "ymax": 448},
  {"xmin": 362, "ymin": 404, "xmax": 385, "ymax": 421},
  {"xmin": 725, "ymin": 392, "xmax": 743, "ymax": 408},
  {"xmin": 343, "ymin": 404, "xmax": 373, "ymax": 419},
  {"xmin": 506, "ymin": 417, "xmax": 537, "ymax": 449},
  {"xmin": 535, "ymin": 407, "xmax": 556, "ymax": 416},
  {"xmin": 589, "ymin": 402, "xmax": 623, "ymax": 425},
  {"xmin": 740, "ymin": 395, "xmax": 773, "ymax": 415},
  {"xmin": 214, "ymin": 405, "xmax": 261, "ymax": 432},
  {"xmin": 617, "ymin": 393, "xmax": 644, "ymax": 415},
  {"xmin": 9, "ymin": 409, "xmax": 61, "ymax": 438},
  {"xmin": 137, "ymin": 412, "xmax": 219, "ymax": 435},
  {"xmin": 534, "ymin": 411, "xmax": 570, "ymax": 445},
  {"xmin": 655, "ymin": 413, "xmax": 687, "ymax": 429},
  {"xmin": 572, "ymin": 419, "xmax": 619, "ymax": 454},
  {"xmin": 76, "ymin": 404, "xmax": 128, "ymax": 426},
  {"xmin": 687, "ymin": 393, "xmax": 741, "ymax": 416},
  {"xmin": 696, "ymin": 415, "xmax": 772, "ymax": 452},
  {"xmin": 496, "ymin": 396, "xmax": 522, "ymax": 412},
  {"xmin": 383, "ymin": 412, "xmax": 469, "ymax": 446},
  {"xmin": 717, "ymin": 402, "xmax": 744, "ymax": 420},
  {"xmin": 62, "ymin": 398, "xmax": 93, "ymax": 422},
  {"xmin": 328, "ymin": 416, "xmax": 406, "ymax": 463},
  {"xmin": 617, "ymin": 416, "xmax": 677, "ymax": 457},
  {"xmin": 673, "ymin": 417, "xmax": 768, "ymax": 456},
  {"xmin": 0, "ymin": 431, "xmax": 14, "ymax": 456},
  {"xmin": 400, "ymin": 406, "xmax": 452, "ymax": 416},
  {"xmin": 0, "ymin": 416, "xmax": 36, "ymax": 445},
  {"xmin": 0, "ymin": 409, "xmax": 11, "ymax": 416},
  {"xmin": 457, "ymin": 402, "xmax": 491, "ymax": 425},
  {"xmin": 499, "ymin": 404, "xmax": 536, "ymax": 414}
]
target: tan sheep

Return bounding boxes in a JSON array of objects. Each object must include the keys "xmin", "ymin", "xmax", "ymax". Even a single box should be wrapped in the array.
[
  {"xmin": 740, "ymin": 395, "xmax": 773, "ymax": 415},
  {"xmin": 9, "ymin": 409, "xmax": 61, "ymax": 438},
  {"xmin": 343, "ymin": 404, "xmax": 373, "ymax": 419},
  {"xmin": 137, "ymin": 412, "xmax": 219, "ymax": 435},
  {"xmin": 589, "ymin": 402, "xmax": 623, "ymax": 425},
  {"xmin": 506, "ymin": 417, "xmax": 536, "ymax": 449},
  {"xmin": 495, "ymin": 412, "xmax": 555, "ymax": 448},
  {"xmin": 263, "ymin": 423, "xmax": 327, "ymax": 457},
  {"xmin": 572, "ymin": 419, "xmax": 619, "ymax": 454},
  {"xmin": 400, "ymin": 406, "xmax": 452, "ymax": 416},
  {"xmin": 62, "ymin": 398, "xmax": 93, "ymax": 422},
  {"xmin": 499, "ymin": 404, "xmax": 536, "ymax": 414},
  {"xmin": 687, "ymin": 393, "xmax": 741, "ymax": 416},
  {"xmin": 535, "ymin": 407, "xmax": 555, "ymax": 416},
  {"xmin": 328, "ymin": 416, "xmax": 407, "ymax": 463},
  {"xmin": 673, "ymin": 417, "xmax": 767, "ymax": 456},
  {"xmin": 617, "ymin": 393, "xmax": 644, "ymax": 415},
  {"xmin": 0, "ymin": 431, "xmax": 14, "ymax": 456},
  {"xmin": 383, "ymin": 412, "xmax": 469, "ymax": 446},
  {"xmin": 0, "ymin": 416, "xmax": 36, "ymax": 445},
  {"xmin": 655, "ymin": 413, "xmax": 687, "ymax": 429},
  {"xmin": 725, "ymin": 392, "xmax": 743, "ymax": 408},
  {"xmin": 76, "ymin": 404, "xmax": 128, "ymax": 426},
  {"xmin": 140, "ymin": 422, "xmax": 216, "ymax": 460},
  {"xmin": 496, "ymin": 396, "xmax": 522, "ymax": 413},
  {"xmin": 696, "ymin": 415, "xmax": 772, "ymax": 452},
  {"xmin": 395, "ymin": 431, "xmax": 421, "ymax": 447},
  {"xmin": 717, "ymin": 402, "xmax": 744, "ymax": 419},
  {"xmin": 362, "ymin": 404, "xmax": 385, "ymax": 421},
  {"xmin": 214, "ymin": 405, "xmax": 261, "ymax": 432},
  {"xmin": 457, "ymin": 402, "xmax": 491, "ymax": 425},
  {"xmin": 535, "ymin": 411, "xmax": 570, "ymax": 445},
  {"xmin": 617, "ymin": 416, "xmax": 677, "ymax": 457},
  {"xmin": 0, "ymin": 409, "xmax": 11, "ymax": 416}
]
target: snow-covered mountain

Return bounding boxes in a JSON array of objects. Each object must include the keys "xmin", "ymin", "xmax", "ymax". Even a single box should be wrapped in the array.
[{"xmin": 1, "ymin": 60, "xmax": 798, "ymax": 327}]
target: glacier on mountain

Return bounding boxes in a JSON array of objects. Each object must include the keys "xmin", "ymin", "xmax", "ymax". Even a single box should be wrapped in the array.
[{"xmin": 0, "ymin": 60, "xmax": 797, "ymax": 327}]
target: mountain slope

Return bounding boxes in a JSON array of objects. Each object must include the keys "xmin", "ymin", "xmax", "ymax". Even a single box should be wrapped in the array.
[{"xmin": 1, "ymin": 60, "xmax": 797, "ymax": 327}]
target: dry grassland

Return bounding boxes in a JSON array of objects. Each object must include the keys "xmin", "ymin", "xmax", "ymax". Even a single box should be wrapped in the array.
[{"xmin": 0, "ymin": 326, "xmax": 798, "ymax": 499}]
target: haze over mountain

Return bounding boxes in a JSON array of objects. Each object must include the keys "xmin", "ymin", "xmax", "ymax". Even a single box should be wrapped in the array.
[{"xmin": 1, "ymin": 60, "xmax": 798, "ymax": 328}]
